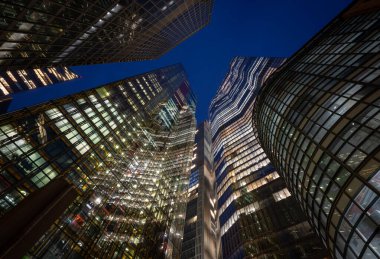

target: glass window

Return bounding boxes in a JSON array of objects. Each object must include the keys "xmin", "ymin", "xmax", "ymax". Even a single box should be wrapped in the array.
[
  {"xmin": 327, "ymin": 183, "xmax": 340, "ymax": 202},
  {"xmin": 335, "ymin": 247, "xmax": 343, "ymax": 259},
  {"xmin": 322, "ymin": 197, "xmax": 332, "ymax": 215},
  {"xmin": 315, "ymin": 128, "xmax": 327, "ymax": 142},
  {"xmin": 315, "ymin": 188, "xmax": 324, "ymax": 205},
  {"xmin": 337, "ymin": 100, "xmax": 356, "ymax": 115},
  {"xmin": 360, "ymin": 133, "xmax": 380, "ymax": 154},
  {"xmin": 339, "ymin": 218, "xmax": 352, "ymax": 241},
  {"xmin": 324, "ymin": 114, "xmax": 340, "ymax": 129},
  {"xmin": 349, "ymin": 232, "xmax": 365, "ymax": 256},
  {"xmin": 346, "ymin": 149, "xmax": 366, "ymax": 169},
  {"xmin": 367, "ymin": 198, "xmax": 380, "ymax": 225},
  {"xmin": 335, "ymin": 233, "xmax": 346, "ymax": 253},
  {"xmin": 346, "ymin": 178, "xmax": 363, "ymax": 198},
  {"xmin": 369, "ymin": 170, "xmax": 380, "ymax": 192},
  {"xmin": 354, "ymin": 186, "xmax": 376, "ymax": 210},
  {"xmin": 367, "ymin": 112, "xmax": 380, "ymax": 129},
  {"xmin": 345, "ymin": 202, "xmax": 362, "ymax": 225},
  {"xmin": 357, "ymin": 215, "xmax": 376, "ymax": 241},
  {"xmin": 346, "ymin": 247, "xmax": 357, "ymax": 259},
  {"xmin": 319, "ymin": 154, "xmax": 331, "ymax": 170},
  {"xmin": 363, "ymin": 247, "xmax": 377, "ymax": 258},
  {"xmin": 337, "ymin": 143, "xmax": 355, "ymax": 161},
  {"xmin": 319, "ymin": 175, "xmax": 330, "ymax": 191},
  {"xmin": 326, "ymin": 160, "xmax": 340, "ymax": 178},
  {"xmin": 318, "ymin": 110, "xmax": 333, "ymax": 125},
  {"xmin": 369, "ymin": 232, "xmax": 380, "ymax": 256},
  {"xmin": 335, "ymin": 169, "xmax": 351, "ymax": 186},
  {"xmin": 348, "ymin": 126, "xmax": 369, "ymax": 145},
  {"xmin": 313, "ymin": 168, "xmax": 323, "ymax": 183}
]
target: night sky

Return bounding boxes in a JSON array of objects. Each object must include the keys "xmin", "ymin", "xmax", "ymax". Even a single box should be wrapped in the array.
[{"xmin": 10, "ymin": 0, "xmax": 352, "ymax": 123}]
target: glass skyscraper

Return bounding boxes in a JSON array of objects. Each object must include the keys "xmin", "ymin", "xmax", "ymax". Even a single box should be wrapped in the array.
[
  {"xmin": 0, "ymin": 0, "xmax": 213, "ymax": 70},
  {"xmin": 254, "ymin": 1, "xmax": 380, "ymax": 258},
  {"xmin": 181, "ymin": 121, "xmax": 220, "ymax": 259},
  {"xmin": 210, "ymin": 57, "xmax": 327, "ymax": 258},
  {"xmin": 0, "ymin": 64, "xmax": 197, "ymax": 258}
]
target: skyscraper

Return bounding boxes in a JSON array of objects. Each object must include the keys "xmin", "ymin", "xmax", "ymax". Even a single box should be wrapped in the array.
[
  {"xmin": 210, "ymin": 57, "xmax": 327, "ymax": 258},
  {"xmin": 0, "ymin": 64, "xmax": 197, "ymax": 258},
  {"xmin": 254, "ymin": 1, "xmax": 380, "ymax": 258},
  {"xmin": 0, "ymin": 0, "xmax": 213, "ymax": 71},
  {"xmin": 181, "ymin": 121, "xmax": 220, "ymax": 259}
]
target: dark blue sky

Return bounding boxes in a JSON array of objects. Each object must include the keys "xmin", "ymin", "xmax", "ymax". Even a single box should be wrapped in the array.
[{"xmin": 10, "ymin": 0, "xmax": 352, "ymax": 122}]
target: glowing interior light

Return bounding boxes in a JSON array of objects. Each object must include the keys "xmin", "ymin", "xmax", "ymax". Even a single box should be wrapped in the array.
[{"xmin": 94, "ymin": 197, "xmax": 102, "ymax": 204}]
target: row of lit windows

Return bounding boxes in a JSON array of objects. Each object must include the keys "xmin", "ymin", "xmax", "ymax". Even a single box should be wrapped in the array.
[
  {"xmin": 0, "ymin": 67, "xmax": 79, "ymax": 96},
  {"xmin": 213, "ymin": 116, "xmax": 255, "ymax": 170},
  {"xmin": 210, "ymin": 58, "xmax": 283, "ymax": 137},
  {"xmin": 210, "ymin": 57, "xmax": 255, "ymax": 118},
  {"xmin": 216, "ymin": 146, "xmax": 268, "ymax": 197},
  {"xmin": 220, "ymin": 172, "xmax": 288, "ymax": 236},
  {"xmin": 218, "ymin": 171, "xmax": 280, "ymax": 218}
]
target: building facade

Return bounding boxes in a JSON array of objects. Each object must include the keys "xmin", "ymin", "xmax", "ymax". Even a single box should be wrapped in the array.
[
  {"xmin": 0, "ymin": 0, "xmax": 213, "ymax": 71},
  {"xmin": 254, "ymin": 1, "xmax": 380, "ymax": 259},
  {"xmin": 0, "ymin": 64, "xmax": 197, "ymax": 258},
  {"xmin": 210, "ymin": 57, "xmax": 327, "ymax": 258},
  {"xmin": 181, "ymin": 121, "xmax": 220, "ymax": 259}
]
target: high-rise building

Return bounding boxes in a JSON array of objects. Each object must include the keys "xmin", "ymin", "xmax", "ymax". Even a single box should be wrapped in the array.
[
  {"xmin": 0, "ymin": 64, "xmax": 197, "ymax": 258},
  {"xmin": 0, "ymin": 0, "xmax": 213, "ymax": 71},
  {"xmin": 0, "ymin": 66, "xmax": 78, "ymax": 96},
  {"xmin": 254, "ymin": 1, "xmax": 380, "ymax": 259},
  {"xmin": 181, "ymin": 121, "xmax": 220, "ymax": 259},
  {"xmin": 210, "ymin": 57, "xmax": 328, "ymax": 259}
]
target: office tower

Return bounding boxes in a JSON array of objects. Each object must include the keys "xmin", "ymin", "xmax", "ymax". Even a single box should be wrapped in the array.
[
  {"xmin": 210, "ymin": 57, "xmax": 328, "ymax": 259},
  {"xmin": 181, "ymin": 121, "xmax": 219, "ymax": 259},
  {"xmin": 0, "ymin": 66, "xmax": 78, "ymax": 96},
  {"xmin": 0, "ymin": 64, "xmax": 197, "ymax": 258},
  {"xmin": 254, "ymin": 1, "xmax": 380, "ymax": 259},
  {"xmin": 0, "ymin": 0, "xmax": 213, "ymax": 71}
]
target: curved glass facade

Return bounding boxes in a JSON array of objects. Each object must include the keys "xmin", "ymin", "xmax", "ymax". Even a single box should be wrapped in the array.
[
  {"xmin": 254, "ymin": 3, "xmax": 380, "ymax": 259},
  {"xmin": 210, "ymin": 57, "xmax": 327, "ymax": 258}
]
